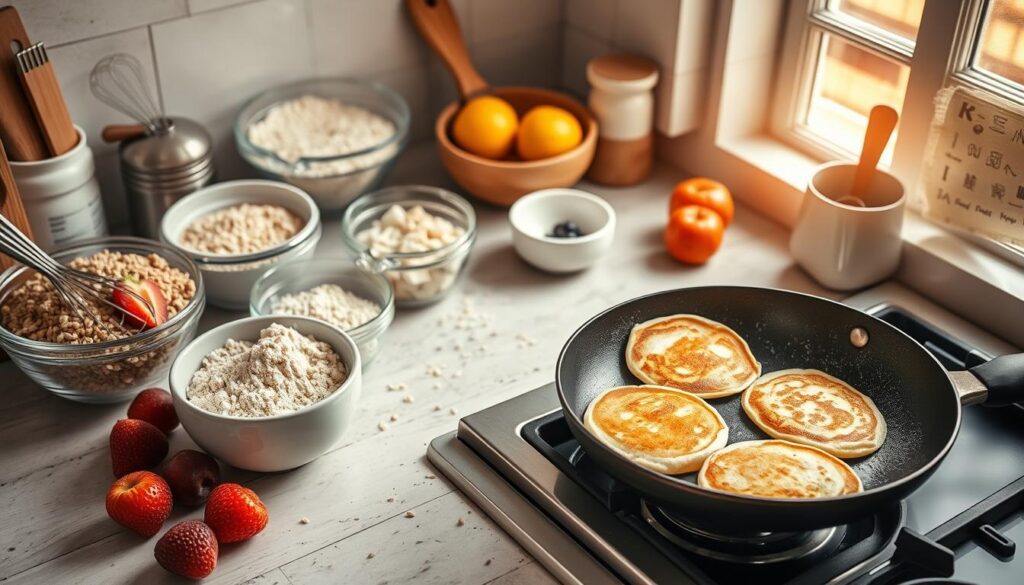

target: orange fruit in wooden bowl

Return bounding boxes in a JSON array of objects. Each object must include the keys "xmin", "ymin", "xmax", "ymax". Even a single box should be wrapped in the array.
[{"xmin": 436, "ymin": 87, "xmax": 597, "ymax": 207}]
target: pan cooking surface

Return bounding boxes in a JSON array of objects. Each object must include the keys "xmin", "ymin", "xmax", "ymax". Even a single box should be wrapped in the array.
[{"xmin": 557, "ymin": 287, "xmax": 959, "ymax": 492}]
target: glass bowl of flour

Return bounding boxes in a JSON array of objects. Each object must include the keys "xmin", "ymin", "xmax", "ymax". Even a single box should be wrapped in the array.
[
  {"xmin": 249, "ymin": 258, "xmax": 394, "ymax": 367},
  {"xmin": 235, "ymin": 78, "xmax": 410, "ymax": 213}
]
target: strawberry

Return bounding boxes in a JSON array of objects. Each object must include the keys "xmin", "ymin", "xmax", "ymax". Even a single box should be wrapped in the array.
[
  {"xmin": 127, "ymin": 388, "xmax": 179, "ymax": 434},
  {"xmin": 111, "ymin": 276, "xmax": 168, "ymax": 329},
  {"xmin": 204, "ymin": 483, "xmax": 269, "ymax": 543},
  {"xmin": 154, "ymin": 520, "xmax": 218, "ymax": 580},
  {"xmin": 105, "ymin": 471, "xmax": 173, "ymax": 537},
  {"xmin": 110, "ymin": 419, "xmax": 169, "ymax": 477}
]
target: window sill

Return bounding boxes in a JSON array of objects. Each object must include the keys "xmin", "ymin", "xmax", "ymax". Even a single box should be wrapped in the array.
[{"xmin": 683, "ymin": 131, "xmax": 1024, "ymax": 346}]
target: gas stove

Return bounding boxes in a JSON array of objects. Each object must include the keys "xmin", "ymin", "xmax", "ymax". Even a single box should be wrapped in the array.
[{"xmin": 427, "ymin": 284, "xmax": 1024, "ymax": 584}]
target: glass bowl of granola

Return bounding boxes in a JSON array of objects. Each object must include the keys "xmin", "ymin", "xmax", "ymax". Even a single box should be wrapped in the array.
[
  {"xmin": 340, "ymin": 185, "xmax": 477, "ymax": 307},
  {"xmin": 0, "ymin": 237, "xmax": 205, "ymax": 404}
]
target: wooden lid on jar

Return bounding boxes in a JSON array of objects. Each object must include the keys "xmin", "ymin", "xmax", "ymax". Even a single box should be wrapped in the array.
[{"xmin": 587, "ymin": 54, "xmax": 659, "ymax": 91}]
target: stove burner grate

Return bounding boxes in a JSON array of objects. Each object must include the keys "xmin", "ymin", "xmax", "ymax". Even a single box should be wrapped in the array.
[{"xmin": 641, "ymin": 500, "xmax": 847, "ymax": 565}]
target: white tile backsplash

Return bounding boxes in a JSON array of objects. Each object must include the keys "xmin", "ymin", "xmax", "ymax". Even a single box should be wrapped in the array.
[
  {"xmin": 474, "ymin": 25, "xmax": 563, "ymax": 90},
  {"xmin": 562, "ymin": 26, "xmax": 611, "ymax": 99},
  {"xmin": 565, "ymin": 0, "xmax": 616, "ymax": 39},
  {"xmin": 368, "ymin": 66, "xmax": 433, "ymax": 142},
  {"xmin": 612, "ymin": 0, "xmax": 681, "ymax": 72},
  {"xmin": 16, "ymin": 0, "xmax": 571, "ymax": 230},
  {"xmin": 48, "ymin": 27, "xmax": 159, "ymax": 157},
  {"xmin": 152, "ymin": 0, "xmax": 314, "ymax": 179},
  {"xmin": 10, "ymin": 0, "xmax": 187, "ymax": 47},
  {"xmin": 187, "ymin": 0, "xmax": 258, "ymax": 14},
  {"xmin": 309, "ymin": 0, "xmax": 426, "ymax": 77},
  {"xmin": 471, "ymin": 0, "xmax": 563, "ymax": 45}
]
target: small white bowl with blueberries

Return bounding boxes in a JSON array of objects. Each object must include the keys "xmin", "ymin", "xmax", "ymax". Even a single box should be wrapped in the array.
[{"xmin": 509, "ymin": 188, "xmax": 616, "ymax": 273}]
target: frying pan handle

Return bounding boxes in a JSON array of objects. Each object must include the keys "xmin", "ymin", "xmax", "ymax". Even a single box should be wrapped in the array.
[
  {"xmin": 969, "ymin": 354, "xmax": 1024, "ymax": 407},
  {"xmin": 405, "ymin": 0, "xmax": 489, "ymax": 99}
]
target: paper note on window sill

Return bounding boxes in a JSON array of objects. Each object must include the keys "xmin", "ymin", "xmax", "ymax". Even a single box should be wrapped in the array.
[{"xmin": 921, "ymin": 86, "xmax": 1024, "ymax": 246}]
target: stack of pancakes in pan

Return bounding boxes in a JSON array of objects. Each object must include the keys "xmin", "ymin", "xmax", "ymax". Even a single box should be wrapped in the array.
[{"xmin": 584, "ymin": 314, "xmax": 886, "ymax": 499}]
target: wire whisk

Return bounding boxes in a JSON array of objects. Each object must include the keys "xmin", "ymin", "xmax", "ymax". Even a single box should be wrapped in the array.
[
  {"xmin": 90, "ymin": 53, "xmax": 168, "ymax": 135},
  {"xmin": 0, "ymin": 214, "xmax": 154, "ymax": 338}
]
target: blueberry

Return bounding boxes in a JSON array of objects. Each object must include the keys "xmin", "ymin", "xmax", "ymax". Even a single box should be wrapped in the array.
[{"xmin": 550, "ymin": 221, "xmax": 584, "ymax": 238}]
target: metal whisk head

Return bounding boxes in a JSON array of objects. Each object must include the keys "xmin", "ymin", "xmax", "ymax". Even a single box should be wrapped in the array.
[
  {"xmin": 0, "ymin": 215, "xmax": 154, "ymax": 339},
  {"xmin": 90, "ymin": 53, "xmax": 167, "ymax": 135}
]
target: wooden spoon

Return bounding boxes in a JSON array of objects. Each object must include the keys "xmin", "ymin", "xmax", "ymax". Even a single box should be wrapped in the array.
[
  {"xmin": 850, "ymin": 105, "xmax": 898, "ymax": 201},
  {"xmin": 405, "ymin": 0, "xmax": 488, "ymax": 100}
]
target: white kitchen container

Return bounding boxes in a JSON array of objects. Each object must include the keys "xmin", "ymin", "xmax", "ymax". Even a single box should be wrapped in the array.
[
  {"xmin": 160, "ymin": 180, "xmax": 322, "ymax": 310},
  {"xmin": 9, "ymin": 126, "xmax": 108, "ymax": 251},
  {"xmin": 586, "ymin": 54, "xmax": 659, "ymax": 186}
]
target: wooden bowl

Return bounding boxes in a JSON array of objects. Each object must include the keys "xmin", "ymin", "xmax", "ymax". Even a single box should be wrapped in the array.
[{"xmin": 435, "ymin": 87, "xmax": 597, "ymax": 207}]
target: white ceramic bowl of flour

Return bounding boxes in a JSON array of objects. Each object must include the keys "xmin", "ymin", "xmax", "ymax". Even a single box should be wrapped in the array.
[{"xmin": 169, "ymin": 315, "xmax": 361, "ymax": 472}]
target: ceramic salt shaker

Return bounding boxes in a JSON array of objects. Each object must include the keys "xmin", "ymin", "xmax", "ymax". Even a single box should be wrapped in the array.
[{"xmin": 586, "ymin": 54, "xmax": 659, "ymax": 186}]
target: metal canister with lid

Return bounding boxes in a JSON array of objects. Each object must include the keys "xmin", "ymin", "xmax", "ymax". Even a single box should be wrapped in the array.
[{"xmin": 119, "ymin": 117, "xmax": 214, "ymax": 238}]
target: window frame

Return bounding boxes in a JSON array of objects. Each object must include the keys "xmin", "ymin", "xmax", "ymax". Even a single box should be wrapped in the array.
[
  {"xmin": 771, "ymin": 0, "xmax": 920, "ymax": 167},
  {"xmin": 770, "ymin": 0, "xmax": 1024, "ymax": 266}
]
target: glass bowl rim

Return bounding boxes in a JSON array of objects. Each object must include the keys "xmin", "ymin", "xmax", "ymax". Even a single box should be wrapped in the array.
[
  {"xmin": 234, "ymin": 77, "xmax": 412, "ymax": 169},
  {"xmin": 248, "ymin": 256, "xmax": 395, "ymax": 338},
  {"xmin": 0, "ymin": 236, "xmax": 206, "ymax": 355},
  {"xmin": 339, "ymin": 185, "xmax": 478, "ymax": 265}
]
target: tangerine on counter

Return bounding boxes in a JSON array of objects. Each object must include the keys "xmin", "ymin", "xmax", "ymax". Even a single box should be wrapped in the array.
[
  {"xmin": 670, "ymin": 177, "xmax": 734, "ymax": 226},
  {"xmin": 452, "ymin": 95, "xmax": 519, "ymax": 159},
  {"xmin": 516, "ymin": 105, "xmax": 583, "ymax": 161},
  {"xmin": 664, "ymin": 204, "xmax": 724, "ymax": 265}
]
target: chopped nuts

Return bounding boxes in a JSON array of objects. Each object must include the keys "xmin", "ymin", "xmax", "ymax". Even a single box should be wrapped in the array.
[
  {"xmin": 378, "ymin": 421, "xmax": 388, "ymax": 432},
  {"xmin": 404, "ymin": 511, "xmax": 416, "ymax": 518},
  {"xmin": 402, "ymin": 394, "xmax": 415, "ymax": 404},
  {"xmin": 299, "ymin": 517, "xmax": 310, "ymax": 525},
  {"xmin": 456, "ymin": 517, "xmax": 465, "ymax": 527}
]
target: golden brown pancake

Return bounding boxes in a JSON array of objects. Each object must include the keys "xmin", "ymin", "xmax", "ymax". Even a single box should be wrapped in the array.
[
  {"xmin": 741, "ymin": 369, "xmax": 886, "ymax": 458},
  {"xmin": 584, "ymin": 385, "xmax": 729, "ymax": 474},
  {"xmin": 698, "ymin": 439, "xmax": 863, "ymax": 498},
  {"xmin": 626, "ymin": 314, "xmax": 760, "ymax": 398}
]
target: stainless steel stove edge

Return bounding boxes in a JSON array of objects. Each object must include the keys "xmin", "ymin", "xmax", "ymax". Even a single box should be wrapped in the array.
[{"xmin": 427, "ymin": 432, "xmax": 619, "ymax": 585}]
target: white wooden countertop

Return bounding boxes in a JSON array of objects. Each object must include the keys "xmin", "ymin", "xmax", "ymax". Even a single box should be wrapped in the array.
[{"xmin": 0, "ymin": 144, "xmax": 838, "ymax": 585}]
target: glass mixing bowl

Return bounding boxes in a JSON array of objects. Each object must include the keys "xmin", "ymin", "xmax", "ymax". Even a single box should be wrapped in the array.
[
  {"xmin": 0, "ymin": 237, "xmax": 205, "ymax": 404},
  {"xmin": 249, "ymin": 258, "xmax": 394, "ymax": 366},
  {"xmin": 340, "ymin": 185, "xmax": 477, "ymax": 307},
  {"xmin": 234, "ymin": 78, "xmax": 410, "ymax": 213}
]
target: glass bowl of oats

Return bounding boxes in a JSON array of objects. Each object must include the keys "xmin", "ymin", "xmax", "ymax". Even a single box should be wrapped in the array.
[
  {"xmin": 0, "ymin": 237, "xmax": 205, "ymax": 404},
  {"xmin": 160, "ymin": 179, "xmax": 322, "ymax": 310},
  {"xmin": 249, "ymin": 258, "xmax": 394, "ymax": 366},
  {"xmin": 340, "ymin": 185, "xmax": 477, "ymax": 307},
  {"xmin": 234, "ymin": 78, "xmax": 410, "ymax": 213}
]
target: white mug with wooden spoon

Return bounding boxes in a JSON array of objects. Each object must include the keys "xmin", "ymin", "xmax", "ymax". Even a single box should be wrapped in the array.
[{"xmin": 790, "ymin": 105, "xmax": 905, "ymax": 290}]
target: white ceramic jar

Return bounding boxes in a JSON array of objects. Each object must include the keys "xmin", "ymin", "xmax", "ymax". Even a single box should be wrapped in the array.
[
  {"xmin": 9, "ymin": 126, "xmax": 108, "ymax": 251},
  {"xmin": 586, "ymin": 54, "xmax": 659, "ymax": 186}
]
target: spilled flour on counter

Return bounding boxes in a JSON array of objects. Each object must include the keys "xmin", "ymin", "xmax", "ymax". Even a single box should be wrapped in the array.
[{"xmin": 187, "ymin": 323, "xmax": 346, "ymax": 417}]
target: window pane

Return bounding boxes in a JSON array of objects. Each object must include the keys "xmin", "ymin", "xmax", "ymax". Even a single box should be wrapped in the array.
[
  {"xmin": 831, "ymin": 0, "xmax": 925, "ymax": 42},
  {"xmin": 974, "ymin": 0, "xmax": 1024, "ymax": 88},
  {"xmin": 803, "ymin": 34, "xmax": 909, "ymax": 162}
]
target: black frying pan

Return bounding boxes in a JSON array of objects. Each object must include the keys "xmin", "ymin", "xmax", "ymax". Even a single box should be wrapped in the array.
[{"xmin": 556, "ymin": 287, "xmax": 1024, "ymax": 532}]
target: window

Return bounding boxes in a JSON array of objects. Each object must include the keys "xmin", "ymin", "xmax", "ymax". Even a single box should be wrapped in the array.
[
  {"xmin": 772, "ymin": 0, "xmax": 1024, "ymax": 264},
  {"xmin": 773, "ymin": 0, "xmax": 925, "ymax": 165}
]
